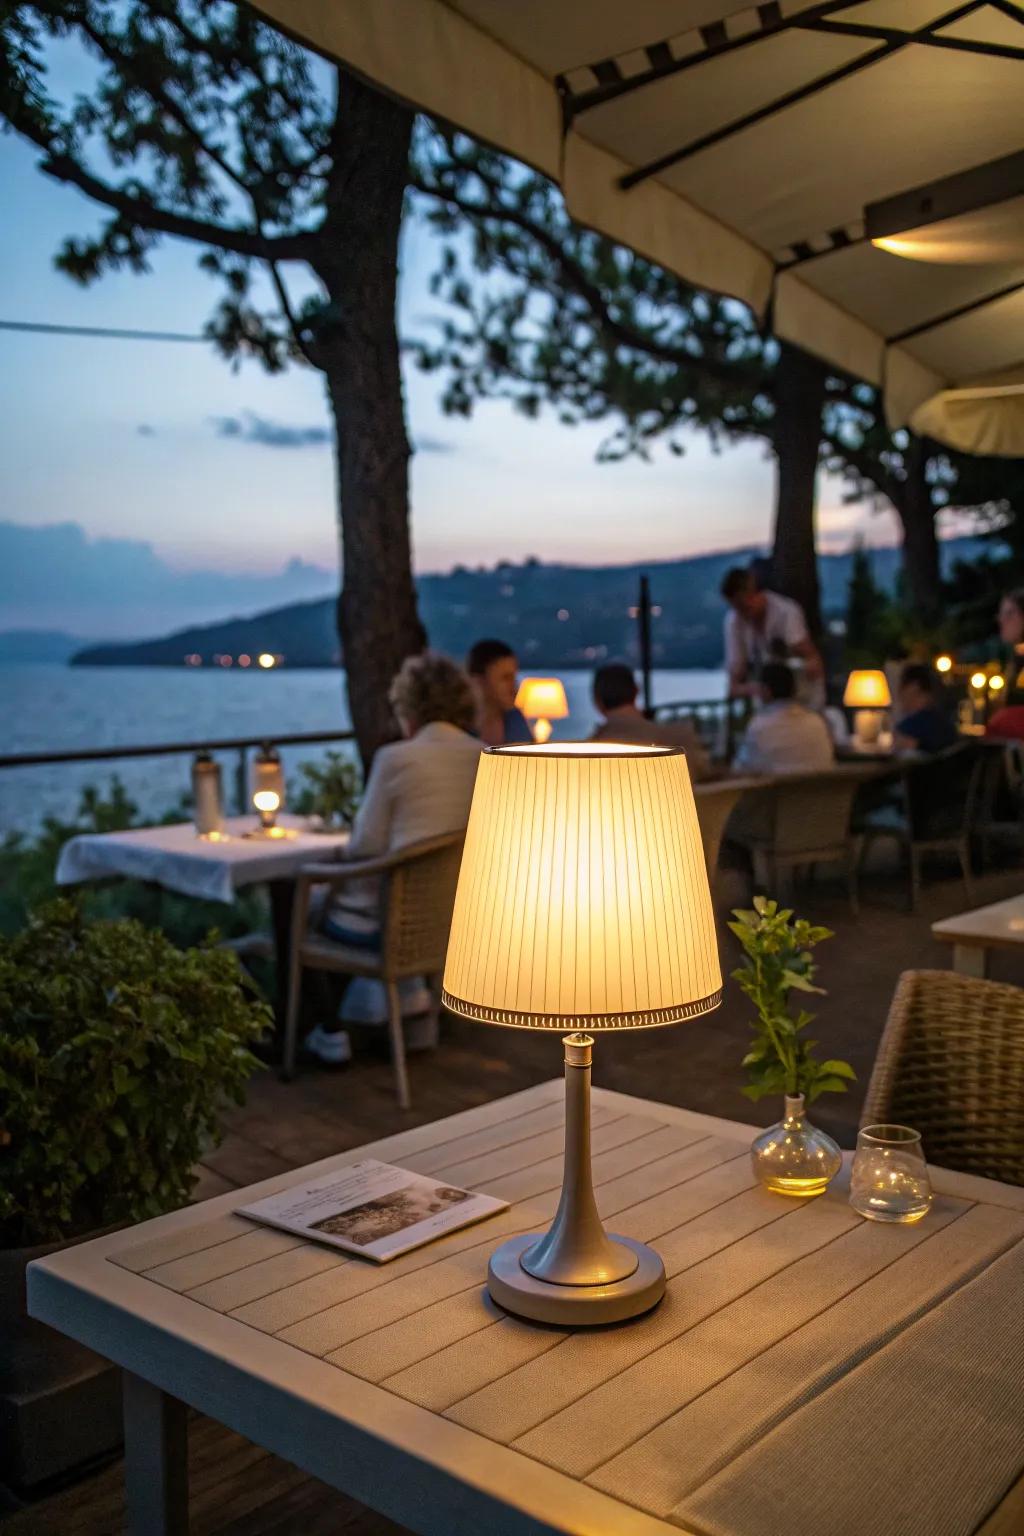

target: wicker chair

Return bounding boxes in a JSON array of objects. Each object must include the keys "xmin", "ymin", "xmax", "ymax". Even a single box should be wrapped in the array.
[
  {"xmin": 693, "ymin": 777, "xmax": 767, "ymax": 889},
  {"xmin": 861, "ymin": 969, "xmax": 1024, "ymax": 1187},
  {"xmin": 283, "ymin": 831, "xmax": 465, "ymax": 1106},
  {"xmin": 724, "ymin": 767, "xmax": 870, "ymax": 912}
]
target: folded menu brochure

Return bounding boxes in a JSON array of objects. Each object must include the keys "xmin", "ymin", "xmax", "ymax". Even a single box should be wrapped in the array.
[{"xmin": 238, "ymin": 1159, "xmax": 508, "ymax": 1263}]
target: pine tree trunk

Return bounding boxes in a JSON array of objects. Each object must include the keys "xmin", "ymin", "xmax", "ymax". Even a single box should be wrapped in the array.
[
  {"xmin": 771, "ymin": 340, "xmax": 826, "ymax": 636},
  {"xmin": 315, "ymin": 72, "xmax": 426, "ymax": 769},
  {"xmin": 897, "ymin": 435, "xmax": 941, "ymax": 621}
]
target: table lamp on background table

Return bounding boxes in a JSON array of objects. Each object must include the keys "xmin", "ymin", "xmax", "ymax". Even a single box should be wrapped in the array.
[
  {"xmin": 514, "ymin": 676, "xmax": 569, "ymax": 743},
  {"xmin": 442, "ymin": 742, "xmax": 721, "ymax": 1325},
  {"xmin": 843, "ymin": 669, "xmax": 892, "ymax": 748}
]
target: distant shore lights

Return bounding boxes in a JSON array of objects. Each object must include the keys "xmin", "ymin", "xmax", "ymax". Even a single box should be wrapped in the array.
[{"xmin": 258, "ymin": 652, "xmax": 277, "ymax": 669}]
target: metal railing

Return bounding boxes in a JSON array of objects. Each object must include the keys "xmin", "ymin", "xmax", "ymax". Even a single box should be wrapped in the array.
[
  {"xmin": 0, "ymin": 729, "xmax": 358, "ymax": 815},
  {"xmin": 0, "ymin": 696, "xmax": 741, "ymax": 816}
]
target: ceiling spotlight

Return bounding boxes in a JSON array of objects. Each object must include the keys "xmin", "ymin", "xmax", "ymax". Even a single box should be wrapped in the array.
[{"xmin": 865, "ymin": 150, "xmax": 1024, "ymax": 265}]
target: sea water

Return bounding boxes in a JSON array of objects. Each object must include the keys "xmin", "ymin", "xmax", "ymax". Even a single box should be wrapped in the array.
[{"xmin": 0, "ymin": 664, "xmax": 726, "ymax": 834}]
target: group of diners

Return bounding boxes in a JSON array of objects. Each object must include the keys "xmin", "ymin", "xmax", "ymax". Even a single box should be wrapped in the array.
[
  {"xmin": 720, "ymin": 564, "xmax": 959, "ymax": 772},
  {"xmin": 299, "ymin": 576, "xmax": 1020, "ymax": 1064}
]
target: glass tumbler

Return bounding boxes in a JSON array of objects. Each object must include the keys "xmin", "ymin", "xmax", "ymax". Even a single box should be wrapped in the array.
[{"xmin": 850, "ymin": 1124, "xmax": 932, "ymax": 1223}]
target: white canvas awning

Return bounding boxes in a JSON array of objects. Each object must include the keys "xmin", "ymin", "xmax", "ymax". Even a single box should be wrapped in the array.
[{"xmin": 253, "ymin": 0, "xmax": 1024, "ymax": 454}]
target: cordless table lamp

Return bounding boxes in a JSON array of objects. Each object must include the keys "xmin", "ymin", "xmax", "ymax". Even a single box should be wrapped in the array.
[
  {"xmin": 843, "ymin": 669, "xmax": 892, "ymax": 747},
  {"xmin": 443, "ymin": 742, "xmax": 721, "ymax": 1325},
  {"xmin": 515, "ymin": 676, "xmax": 569, "ymax": 743}
]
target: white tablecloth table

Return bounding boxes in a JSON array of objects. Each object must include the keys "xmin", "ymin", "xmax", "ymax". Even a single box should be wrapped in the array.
[{"xmin": 56, "ymin": 815, "xmax": 350, "ymax": 906}]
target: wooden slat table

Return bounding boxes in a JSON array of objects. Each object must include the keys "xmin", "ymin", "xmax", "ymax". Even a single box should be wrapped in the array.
[
  {"xmin": 932, "ymin": 892, "xmax": 1024, "ymax": 976},
  {"xmin": 28, "ymin": 1082, "xmax": 1024, "ymax": 1536}
]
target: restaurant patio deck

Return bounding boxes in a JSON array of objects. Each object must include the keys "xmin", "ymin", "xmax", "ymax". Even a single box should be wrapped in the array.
[{"xmin": 7, "ymin": 856, "xmax": 1024, "ymax": 1536}]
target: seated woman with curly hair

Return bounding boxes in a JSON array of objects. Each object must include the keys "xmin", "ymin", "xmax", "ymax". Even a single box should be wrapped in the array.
[{"xmin": 305, "ymin": 652, "xmax": 482, "ymax": 1065}]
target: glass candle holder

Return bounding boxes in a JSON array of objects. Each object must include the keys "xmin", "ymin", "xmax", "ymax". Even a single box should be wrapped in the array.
[{"xmin": 849, "ymin": 1124, "xmax": 932, "ymax": 1223}]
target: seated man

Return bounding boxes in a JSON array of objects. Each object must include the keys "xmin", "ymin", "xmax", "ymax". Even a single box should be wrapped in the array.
[
  {"xmin": 466, "ymin": 638, "xmax": 534, "ymax": 745},
  {"xmin": 734, "ymin": 662, "xmax": 834, "ymax": 775},
  {"xmin": 893, "ymin": 663, "xmax": 957, "ymax": 754},
  {"xmin": 305, "ymin": 652, "xmax": 482, "ymax": 1065},
  {"xmin": 589, "ymin": 662, "xmax": 712, "ymax": 781}
]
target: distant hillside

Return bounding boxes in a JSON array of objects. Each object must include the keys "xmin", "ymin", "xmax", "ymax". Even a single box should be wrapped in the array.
[
  {"xmin": 0, "ymin": 629, "xmax": 86, "ymax": 663},
  {"xmin": 72, "ymin": 537, "xmax": 995, "ymax": 671}
]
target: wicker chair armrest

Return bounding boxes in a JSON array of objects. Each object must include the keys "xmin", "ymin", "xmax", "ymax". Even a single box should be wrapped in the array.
[{"xmin": 293, "ymin": 855, "xmax": 399, "ymax": 890}]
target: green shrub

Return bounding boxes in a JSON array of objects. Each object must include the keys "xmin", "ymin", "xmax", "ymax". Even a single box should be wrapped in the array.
[
  {"xmin": 0, "ymin": 901, "xmax": 270, "ymax": 1248},
  {"xmin": 291, "ymin": 751, "xmax": 362, "ymax": 827}
]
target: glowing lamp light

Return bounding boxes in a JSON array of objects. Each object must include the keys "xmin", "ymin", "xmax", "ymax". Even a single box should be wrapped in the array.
[
  {"xmin": 258, "ymin": 652, "xmax": 276, "ymax": 670},
  {"xmin": 990, "ymin": 674, "xmax": 1006, "ymax": 692},
  {"xmin": 971, "ymin": 671, "xmax": 988, "ymax": 691},
  {"xmin": 515, "ymin": 676, "xmax": 569, "ymax": 744},
  {"xmin": 253, "ymin": 789, "xmax": 280, "ymax": 831},
  {"xmin": 935, "ymin": 654, "xmax": 953, "ymax": 674},
  {"xmin": 843, "ymin": 670, "xmax": 892, "ymax": 749},
  {"xmin": 843, "ymin": 670, "xmax": 892, "ymax": 709}
]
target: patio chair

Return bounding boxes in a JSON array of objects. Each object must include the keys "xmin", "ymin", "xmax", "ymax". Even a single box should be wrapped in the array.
[
  {"xmin": 283, "ymin": 830, "xmax": 466, "ymax": 1106},
  {"xmin": 693, "ymin": 778, "xmax": 766, "ymax": 890},
  {"xmin": 975, "ymin": 740, "xmax": 1024, "ymax": 866},
  {"xmin": 856, "ymin": 744, "xmax": 985, "ymax": 910},
  {"xmin": 862, "ymin": 969, "xmax": 1024, "ymax": 1187},
  {"xmin": 724, "ymin": 768, "xmax": 868, "ymax": 913}
]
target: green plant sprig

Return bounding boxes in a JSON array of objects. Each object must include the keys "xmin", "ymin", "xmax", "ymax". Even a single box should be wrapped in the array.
[{"xmin": 729, "ymin": 896, "xmax": 856, "ymax": 1104}]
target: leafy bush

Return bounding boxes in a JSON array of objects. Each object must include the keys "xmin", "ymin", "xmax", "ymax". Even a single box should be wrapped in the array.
[
  {"xmin": 730, "ymin": 897, "xmax": 856, "ymax": 1104},
  {"xmin": 0, "ymin": 901, "xmax": 270, "ymax": 1248},
  {"xmin": 291, "ymin": 751, "xmax": 362, "ymax": 827}
]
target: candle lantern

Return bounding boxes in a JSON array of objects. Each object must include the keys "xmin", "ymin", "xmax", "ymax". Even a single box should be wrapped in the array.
[
  {"xmin": 252, "ymin": 742, "xmax": 285, "ymax": 808},
  {"xmin": 191, "ymin": 751, "xmax": 223, "ymax": 837}
]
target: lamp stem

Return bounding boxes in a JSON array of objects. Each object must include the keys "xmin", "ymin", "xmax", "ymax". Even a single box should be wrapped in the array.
[{"xmin": 520, "ymin": 1033, "xmax": 639, "ymax": 1286}]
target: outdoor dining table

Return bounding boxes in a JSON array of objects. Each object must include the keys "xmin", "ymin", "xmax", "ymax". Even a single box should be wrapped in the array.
[
  {"xmin": 55, "ymin": 814, "xmax": 350, "ymax": 1026},
  {"xmin": 932, "ymin": 892, "xmax": 1024, "ymax": 977},
  {"xmin": 28, "ymin": 1080, "xmax": 1024, "ymax": 1536}
]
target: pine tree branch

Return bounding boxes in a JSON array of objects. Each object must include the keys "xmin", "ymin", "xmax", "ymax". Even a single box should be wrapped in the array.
[
  {"xmin": 33, "ymin": 141, "xmax": 314, "ymax": 261},
  {"xmin": 74, "ymin": 13, "xmax": 250, "ymax": 201},
  {"xmin": 409, "ymin": 170, "xmax": 760, "ymax": 393}
]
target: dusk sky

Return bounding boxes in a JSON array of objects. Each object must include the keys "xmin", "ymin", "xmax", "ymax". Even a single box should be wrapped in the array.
[{"xmin": 0, "ymin": 60, "xmax": 906, "ymax": 639}]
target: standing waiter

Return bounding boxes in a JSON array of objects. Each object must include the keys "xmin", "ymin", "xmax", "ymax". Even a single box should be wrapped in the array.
[{"xmin": 720, "ymin": 565, "xmax": 825, "ymax": 709}]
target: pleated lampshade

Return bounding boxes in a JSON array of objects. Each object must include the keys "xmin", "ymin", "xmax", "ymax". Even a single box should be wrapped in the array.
[{"xmin": 442, "ymin": 743, "xmax": 721, "ymax": 1030}]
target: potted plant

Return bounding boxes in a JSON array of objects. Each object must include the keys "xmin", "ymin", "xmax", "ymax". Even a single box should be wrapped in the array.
[
  {"xmin": 0, "ymin": 900, "xmax": 269, "ymax": 1490},
  {"xmin": 729, "ymin": 898, "xmax": 856, "ymax": 1198}
]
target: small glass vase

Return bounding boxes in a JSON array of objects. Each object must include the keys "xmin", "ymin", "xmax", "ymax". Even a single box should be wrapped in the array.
[{"xmin": 751, "ymin": 1094, "xmax": 842, "ymax": 1198}]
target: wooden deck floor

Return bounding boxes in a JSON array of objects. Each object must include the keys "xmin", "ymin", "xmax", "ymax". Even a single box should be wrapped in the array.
[{"xmin": 6, "ymin": 859, "xmax": 1024, "ymax": 1534}]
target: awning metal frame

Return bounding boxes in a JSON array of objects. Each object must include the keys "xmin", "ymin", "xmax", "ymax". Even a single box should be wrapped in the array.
[{"xmin": 616, "ymin": 0, "xmax": 993, "ymax": 190}]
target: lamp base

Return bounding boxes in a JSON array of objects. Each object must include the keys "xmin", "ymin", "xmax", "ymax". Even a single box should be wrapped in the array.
[{"xmin": 487, "ymin": 1233, "xmax": 665, "ymax": 1326}]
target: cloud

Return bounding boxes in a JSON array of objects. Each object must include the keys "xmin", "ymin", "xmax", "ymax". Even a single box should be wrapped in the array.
[
  {"xmin": 208, "ymin": 413, "xmax": 454, "ymax": 455},
  {"xmin": 0, "ymin": 521, "xmax": 334, "ymax": 639},
  {"xmin": 210, "ymin": 412, "xmax": 331, "ymax": 449}
]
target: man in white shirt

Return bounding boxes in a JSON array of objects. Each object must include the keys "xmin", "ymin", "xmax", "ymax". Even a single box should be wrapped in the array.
[
  {"xmin": 734, "ymin": 663, "xmax": 835, "ymax": 775},
  {"xmin": 721, "ymin": 567, "xmax": 824, "ymax": 709}
]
